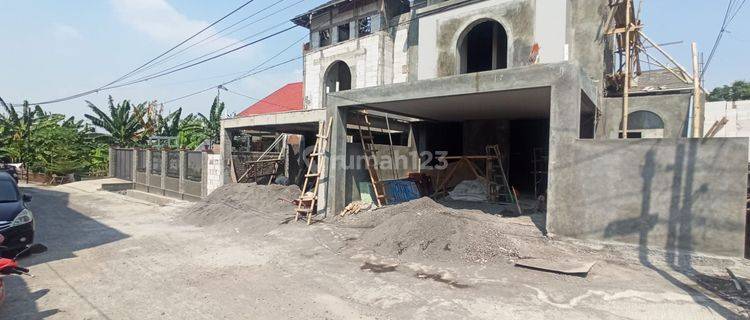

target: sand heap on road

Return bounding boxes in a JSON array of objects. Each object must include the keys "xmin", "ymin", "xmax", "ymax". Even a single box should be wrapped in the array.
[
  {"xmin": 181, "ymin": 183, "xmax": 300, "ymax": 228},
  {"xmin": 354, "ymin": 198, "xmax": 551, "ymax": 264}
]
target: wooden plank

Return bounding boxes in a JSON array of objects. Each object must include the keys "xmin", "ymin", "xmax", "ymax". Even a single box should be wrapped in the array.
[{"xmin": 691, "ymin": 42, "xmax": 703, "ymax": 137}]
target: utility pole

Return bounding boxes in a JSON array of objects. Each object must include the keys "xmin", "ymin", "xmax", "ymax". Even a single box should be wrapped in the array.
[{"xmin": 691, "ymin": 42, "xmax": 702, "ymax": 138}]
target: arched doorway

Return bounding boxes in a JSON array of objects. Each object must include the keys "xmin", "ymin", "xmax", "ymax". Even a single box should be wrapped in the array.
[
  {"xmin": 324, "ymin": 61, "xmax": 352, "ymax": 93},
  {"xmin": 459, "ymin": 20, "xmax": 508, "ymax": 74},
  {"xmin": 620, "ymin": 110, "xmax": 665, "ymax": 139}
]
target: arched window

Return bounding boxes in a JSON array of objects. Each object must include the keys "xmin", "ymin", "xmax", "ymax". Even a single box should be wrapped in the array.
[
  {"xmin": 324, "ymin": 61, "xmax": 351, "ymax": 93},
  {"xmin": 620, "ymin": 110, "xmax": 665, "ymax": 139},
  {"xmin": 459, "ymin": 20, "xmax": 508, "ymax": 74}
]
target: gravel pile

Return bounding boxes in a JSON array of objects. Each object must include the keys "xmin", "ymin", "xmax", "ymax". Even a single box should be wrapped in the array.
[
  {"xmin": 355, "ymin": 198, "xmax": 549, "ymax": 264},
  {"xmin": 181, "ymin": 183, "xmax": 300, "ymax": 228}
]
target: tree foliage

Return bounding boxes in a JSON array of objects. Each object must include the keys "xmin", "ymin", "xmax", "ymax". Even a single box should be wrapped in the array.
[
  {"xmin": 0, "ymin": 98, "xmax": 108, "ymax": 176},
  {"xmin": 0, "ymin": 94, "xmax": 224, "ymax": 177},
  {"xmin": 708, "ymin": 80, "xmax": 750, "ymax": 102},
  {"xmin": 197, "ymin": 97, "xmax": 225, "ymax": 144},
  {"xmin": 84, "ymin": 97, "xmax": 146, "ymax": 147}
]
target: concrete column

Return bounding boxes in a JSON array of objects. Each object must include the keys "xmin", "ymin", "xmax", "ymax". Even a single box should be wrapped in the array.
[
  {"xmin": 160, "ymin": 150, "xmax": 167, "ymax": 195},
  {"xmin": 178, "ymin": 150, "xmax": 186, "ymax": 196},
  {"xmin": 131, "ymin": 148, "xmax": 138, "ymax": 182},
  {"xmin": 323, "ymin": 101, "xmax": 348, "ymax": 218},
  {"xmin": 201, "ymin": 151, "xmax": 208, "ymax": 198},
  {"xmin": 145, "ymin": 149, "xmax": 152, "ymax": 192},
  {"xmin": 220, "ymin": 127, "xmax": 233, "ymax": 184},
  {"xmin": 545, "ymin": 65, "xmax": 583, "ymax": 235},
  {"xmin": 108, "ymin": 146, "xmax": 115, "ymax": 177}
]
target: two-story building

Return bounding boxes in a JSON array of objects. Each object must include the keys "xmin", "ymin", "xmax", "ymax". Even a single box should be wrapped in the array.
[{"xmin": 222, "ymin": 0, "xmax": 748, "ymax": 258}]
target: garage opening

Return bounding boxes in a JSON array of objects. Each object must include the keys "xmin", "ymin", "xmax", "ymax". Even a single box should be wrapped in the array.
[
  {"xmin": 226, "ymin": 123, "xmax": 320, "ymax": 189},
  {"xmin": 341, "ymin": 87, "xmax": 551, "ymax": 232},
  {"xmin": 459, "ymin": 20, "xmax": 508, "ymax": 74},
  {"xmin": 325, "ymin": 61, "xmax": 352, "ymax": 93}
]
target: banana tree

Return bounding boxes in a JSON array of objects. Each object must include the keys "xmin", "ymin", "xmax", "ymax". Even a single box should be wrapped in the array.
[{"xmin": 84, "ymin": 96, "xmax": 145, "ymax": 147}]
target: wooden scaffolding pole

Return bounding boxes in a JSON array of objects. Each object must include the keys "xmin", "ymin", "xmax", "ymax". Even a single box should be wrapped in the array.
[
  {"xmin": 691, "ymin": 42, "xmax": 703, "ymax": 138},
  {"xmin": 622, "ymin": 0, "xmax": 632, "ymax": 139}
]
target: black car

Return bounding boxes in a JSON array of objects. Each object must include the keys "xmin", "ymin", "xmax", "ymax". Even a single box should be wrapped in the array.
[
  {"xmin": 0, "ymin": 164, "xmax": 18, "ymax": 183},
  {"xmin": 0, "ymin": 172, "xmax": 34, "ymax": 252}
]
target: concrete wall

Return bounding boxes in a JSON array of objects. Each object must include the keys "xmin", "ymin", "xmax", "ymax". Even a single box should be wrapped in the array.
[
  {"xmin": 567, "ymin": 0, "xmax": 609, "ymax": 87},
  {"xmin": 391, "ymin": 13, "xmax": 412, "ymax": 84},
  {"xmin": 127, "ymin": 149, "xmax": 210, "ymax": 201},
  {"xmin": 704, "ymin": 100, "xmax": 750, "ymax": 160},
  {"xmin": 417, "ymin": 0, "xmax": 538, "ymax": 80},
  {"xmin": 601, "ymin": 93, "xmax": 692, "ymax": 139},
  {"xmin": 304, "ymin": 33, "xmax": 388, "ymax": 110},
  {"xmin": 547, "ymin": 138, "xmax": 749, "ymax": 257}
]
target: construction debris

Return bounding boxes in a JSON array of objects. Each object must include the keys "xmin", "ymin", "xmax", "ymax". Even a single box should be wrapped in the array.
[
  {"xmin": 514, "ymin": 258, "xmax": 597, "ymax": 276},
  {"xmin": 340, "ymin": 201, "xmax": 372, "ymax": 216},
  {"xmin": 727, "ymin": 268, "xmax": 749, "ymax": 294},
  {"xmin": 181, "ymin": 183, "xmax": 300, "ymax": 228},
  {"xmin": 353, "ymin": 197, "xmax": 557, "ymax": 264},
  {"xmin": 448, "ymin": 179, "xmax": 488, "ymax": 202}
]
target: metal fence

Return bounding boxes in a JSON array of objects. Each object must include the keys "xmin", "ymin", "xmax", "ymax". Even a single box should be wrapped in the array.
[{"xmin": 112, "ymin": 148, "xmax": 133, "ymax": 180}]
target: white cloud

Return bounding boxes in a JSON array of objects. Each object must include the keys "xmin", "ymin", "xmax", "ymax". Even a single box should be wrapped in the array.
[
  {"xmin": 110, "ymin": 0, "xmax": 240, "ymax": 50},
  {"xmin": 53, "ymin": 24, "xmax": 83, "ymax": 41}
]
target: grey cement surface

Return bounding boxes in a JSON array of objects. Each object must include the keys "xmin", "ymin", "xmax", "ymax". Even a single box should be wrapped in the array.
[
  {"xmin": 602, "ymin": 94, "xmax": 692, "ymax": 139},
  {"xmin": 431, "ymin": 0, "xmax": 535, "ymax": 76},
  {"xmin": 548, "ymin": 138, "xmax": 749, "ymax": 258},
  {"xmin": 326, "ymin": 63, "xmax": 595, "ymax": 215},
  {"xmin": 125, "ymin": 189, "xmax": 178, "ymax": 206},
  {"xmin": 2, "ymin": 182, "xmax": 749, "ymax": 319}
]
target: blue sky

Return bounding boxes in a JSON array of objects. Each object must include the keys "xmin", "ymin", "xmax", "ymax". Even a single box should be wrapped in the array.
[{"xmin": 0, "ymin": 0, "xmax": 748, "ymax": 121}]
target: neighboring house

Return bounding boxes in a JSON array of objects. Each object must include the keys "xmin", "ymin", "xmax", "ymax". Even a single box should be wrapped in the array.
[
  {"xmin": 219, "ymin": 0, "xmax": 748, "ymax": 258},
  {"xmin": 238, "ymin": 82, "xmax": 304, "ymax": 116},
  {"xmin": 705, "ymin": 100, "xmax": 750, "ymax": 159}
]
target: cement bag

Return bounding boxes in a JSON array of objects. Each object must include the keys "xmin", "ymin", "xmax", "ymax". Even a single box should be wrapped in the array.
[{"xmin": 448, "ymin": 179, "xmax": 488, "ymax": 202}]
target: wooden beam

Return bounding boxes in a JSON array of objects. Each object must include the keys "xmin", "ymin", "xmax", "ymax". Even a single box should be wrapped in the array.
[
  {"xmin": 622, "ymin": 0, "xmax": 632, "ymax": 139},
  {"xmin": 638, "ymin": 31, "xmax": 693, "ymax": 82},
  {"xmin": 692, "ymin": 42, "xmax": 702, "ymax": 138}
]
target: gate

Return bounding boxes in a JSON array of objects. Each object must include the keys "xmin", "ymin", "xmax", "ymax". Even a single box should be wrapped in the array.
[{"xmin": 113, "ymin": 149, "xmax": 133, "ymax": 181}]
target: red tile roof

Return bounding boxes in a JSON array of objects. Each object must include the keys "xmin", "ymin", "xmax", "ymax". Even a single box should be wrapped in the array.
[{"xmin": 238, "ymin": 82, "xmax": 303, "ymax": 116}]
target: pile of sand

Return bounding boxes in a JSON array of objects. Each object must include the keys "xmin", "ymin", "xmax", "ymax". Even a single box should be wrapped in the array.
[
  {"xmin": 354, "ymin": 198, "xmax": 550, "ymax": 264},
  {"xmin": 181, "ymin": 183, "xmax": 300, "ymax": 228}
]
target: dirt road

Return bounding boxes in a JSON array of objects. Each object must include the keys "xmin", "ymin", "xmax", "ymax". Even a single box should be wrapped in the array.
[{"xmin": 0, "ymin": 182, "xmax": 747, "ymax": 319}]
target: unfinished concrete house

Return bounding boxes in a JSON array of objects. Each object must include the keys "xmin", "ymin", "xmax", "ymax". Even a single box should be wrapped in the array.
[{"xmin": 221, "ymin": 0, "xmax": 749, "ymax": 258}]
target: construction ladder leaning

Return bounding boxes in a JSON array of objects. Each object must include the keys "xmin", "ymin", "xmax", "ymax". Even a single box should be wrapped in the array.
[
  {"xmin": 357, "ymin": 113, "xmax": 387, "ymax": 206},
  {"xmin": 485, "ymin": 145, "xmax": 515, "ymax": 204},
  {"xmin": 295, "ymin": 118, "xmax": 333, "ymax": 225}
]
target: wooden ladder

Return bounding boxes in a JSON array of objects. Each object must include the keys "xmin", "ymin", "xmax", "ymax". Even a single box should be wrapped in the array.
[
  {"xmin": 295, "ymin": 118, "xmax": 333, "ymax": 225},
  {"xmin": 485, "ymin": 145, "xmax": 515, "ymax": 204},
  {"xmin": 357, "ymin": 114, "xmax": 386, "ymax": 206}
]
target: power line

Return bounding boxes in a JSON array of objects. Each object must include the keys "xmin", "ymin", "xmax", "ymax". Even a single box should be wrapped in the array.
[
  {"xmin": 104, "ymin": 0, "xmax": 257, "ymax": 87},
  {"xmin": 160, "ymin": 35, "xmax": 306, "ymax": 105},
  {"xmin": 24, "ymin": 0, "xmax": 261, "ymax": 105},
  {"xmin": 161, "ymin": 56, "xmax": 302, "ymax": 105},
  {"xmin": 102, "ymin": 26, "xmax": 298, "ymax": 91},
  {"xmin": 704, "ymin": 0, "xmax": 747, "ymax": 75},
  {"xmin": 129, "ymin": 20, "xmax": 293, "ymax": 83},
  {"xmin": 27, "ymin": 25, "xmax": 298, "ymax": 105},
  {"xmin": 132, "ymin": 0, "xmax": 304, "ymax": 78}
]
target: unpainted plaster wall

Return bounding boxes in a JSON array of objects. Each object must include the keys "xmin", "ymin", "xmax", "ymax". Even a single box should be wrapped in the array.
[
  {"xmin": 567, "ymin": 0, "xmax": 609, "ymax": 87},
  {"xmin": 304, "ymin": 33, "xmax": 387, "ymax": 110},
  {"xmin": 601, "ymin": 93, "xmax": 691, "ymax": 139},
  {"xmin": 417, "ymin": 0, "xmax": 538, "ymax": 79},
  {"xmin": 547, "ymin": 138, "xmax": 748, "ymax": 257}
]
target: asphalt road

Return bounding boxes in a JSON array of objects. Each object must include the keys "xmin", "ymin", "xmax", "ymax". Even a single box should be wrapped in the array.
[{"xmin": 0, "ymin": 181, "xmax": 747, "ymax": 319}]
